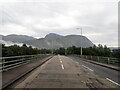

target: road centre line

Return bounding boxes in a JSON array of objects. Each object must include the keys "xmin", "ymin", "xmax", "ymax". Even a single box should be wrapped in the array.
[
  {"xmin": 58, "ymin": 56, "xmax": 65, "ymax": 70},
  {"xmin": 106, "ymin": 78, "xmax": 120, "ymax": 87},
  {"xmin": 60, "ymin": 60, "xmax": 62, "ymax": 63},
  {"xmin": 75, "ymin": 62, "xmax": 79, "ymax": 64},
  {"xmin": 82, "ymin": 65, "xmax": 94, "ymax": 71},
  {"xmin": 59, "ymin": 57, "xmax": 62, "ymax": 63},
  {"xmin": 61, "ymin": 64, "xmax": 64, "ymax": 70}
]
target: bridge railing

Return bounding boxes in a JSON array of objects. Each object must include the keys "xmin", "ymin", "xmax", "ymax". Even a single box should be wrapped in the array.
[
  {"xmin": 0, "ymin": 54, "xmax": 48, "ymax": 72},
  {"xmin": 79, "ymin": 55, "xmax": 119, "ymax": 66}
]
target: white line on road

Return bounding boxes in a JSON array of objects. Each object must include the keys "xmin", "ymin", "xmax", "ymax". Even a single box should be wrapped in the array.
[
  {"xmin": 82, "ymin": 65, "xmax": 94, "ymax": 71},
  {"xmin": 61, "ymin": 64, "xmax": 64, "ymax": 70},
  {"xmin": 59, "ymin": 57, "xmax": 62, "ymax": 63},
  {"xmin": 106, "ymin": 78, "xmax": 120, "ymax": 87},
  {"xmin": 60, "ymin": 60, "xmax": 62, "ymax": 63},
  {"xmin": 59, "ymin": 55, "xmax": 65, "ymax": 70},
  {"xmin": 75, "ymin": 62, "xmax": 79, "ymax": 64}
]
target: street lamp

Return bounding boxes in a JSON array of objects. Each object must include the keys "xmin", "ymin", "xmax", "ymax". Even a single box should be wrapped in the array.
[
  {"xmin": 51, "ymin": 40, "xmax": 53, "ymax": 55},
  {"xmin": 76, "ymin": 27, "xmax": 82, "ymax": 58}
]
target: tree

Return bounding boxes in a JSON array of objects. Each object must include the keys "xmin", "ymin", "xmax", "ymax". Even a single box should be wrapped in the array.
[
  {"xmin": 53, "ymin": 48, "xmax": 65, "ymax": 55},
  {"xmin": 5, "ymin": 48, "xmax": 14, "ymax": 56},
  {"xmin": 112, "ymin": 49, "xmax": 120, "ymax": 58},
  {"xmin": 2, "ymin": 44, "xmax": 41, "ymax": 57},
  {"xmin": 103, "ymin": 45, "xmax": 111, "ymax": 57},
  {"xmin": 58, "ymin": 48, "xmax": 65, "ymax": 55},
  {"xmin": 66, "ymin": 46, "xmax": 75, "ymax": 54},
  {"xmin": 22, "ymin": 44, "xmax": 27, "ymax": 47}
]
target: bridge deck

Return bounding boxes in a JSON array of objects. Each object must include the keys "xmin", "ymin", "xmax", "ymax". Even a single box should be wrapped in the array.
[{"xmin": 14, "ymin": 55, "xmax": 118, "ymax": 88}]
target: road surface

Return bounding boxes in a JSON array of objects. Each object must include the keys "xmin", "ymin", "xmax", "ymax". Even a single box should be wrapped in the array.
[
  {"xmin": 15, "ymin": 55, "xmax": 119, "ymax": 88},
  {"xmin": 69, "ymin": 56, "xmax": 120, "ymax": 85}
]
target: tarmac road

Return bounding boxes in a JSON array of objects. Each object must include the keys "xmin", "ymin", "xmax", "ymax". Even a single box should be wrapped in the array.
[
  {"xmin": 15, "ymin": 55, "xmax": 119, "ymax": 88},
  {"xmin": 69, "ymin": 56, "xmax": 120, "ymax": 85}
]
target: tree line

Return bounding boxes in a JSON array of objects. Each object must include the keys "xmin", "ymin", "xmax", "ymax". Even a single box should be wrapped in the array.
[
  {"xmin": 2, "ymin": 44, "xmax": 119, "ymax": 58},
  {"xmin": 65, "ymin": 44, "xmax": 119, "ymax": 58},
  {"xmin": 2, "ymin": 44, "xmax": 51, "ymax": 57},
  {"xmin": 53, "ymin": 44, "xmax": 119, "ymax": 58}
]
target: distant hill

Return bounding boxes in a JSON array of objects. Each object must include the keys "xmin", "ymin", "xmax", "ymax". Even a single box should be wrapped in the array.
[
  {"xmin": 108, "ymin": 47, "xmax": 119, "ymax": 50},
  {"xmin": 0, "ymin": 33, "xmax": 94, "ymax": 49},
  {"xmin": 2, "ymin": 34, "xmax": 36, "ymax": 43},
  {"xmin": 24, "ymin": 33, "xmax": 94, "ymax": 49},
  {"xmin": 45, "ymin": 33, "xmax": 63, "ymax": 37}
]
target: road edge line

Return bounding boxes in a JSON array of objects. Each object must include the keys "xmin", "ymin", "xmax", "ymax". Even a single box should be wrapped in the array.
[{"xmin": 106, "ymin": 78, "xmax": 120, "ymax": 87}]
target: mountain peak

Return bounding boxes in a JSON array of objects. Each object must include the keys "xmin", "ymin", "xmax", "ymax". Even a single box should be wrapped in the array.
[
  {"xmin": 45, "ymin": 33, "xmax": 63, "ymax": 37},
  {"xmin": 1, "ymin": 33, "xmax": 94, "ymax": 49}
]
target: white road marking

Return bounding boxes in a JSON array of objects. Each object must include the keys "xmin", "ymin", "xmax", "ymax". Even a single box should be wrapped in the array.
[
  {"xmin": 106, "ymin": 78, "xmax": 120, "ymax": 87},
  {"xmin": 76, "ymin": 62, "xmax": 79, "ymax": 64},
  {"xmin": 61, "ymin": 64, "xmax": 64, "ymax": 70},
  {"xmin": 59, "ymin": 55, "xmax": 65, "ymax": 70},
  {"xmin": 82, "ymin": 65, "xmax": 94, "ymax": 71}
]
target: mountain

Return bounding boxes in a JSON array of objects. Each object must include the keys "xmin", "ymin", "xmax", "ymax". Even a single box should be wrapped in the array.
[
  {"xmin": 0, "ymin": 33, "xmax": 94, "ymax": 49},
  {"xmin": 24, "ymin": 33, "xmax": 94, "ymax": 49},
  {"xmin": 108, "ymin": 47, "xmax": 119, "ymax": 50},
  {"xmin": 2, "ymin": 34, "xmax": 36, "ymax": 43},
  {"xmin": 45, "ymin": 33, "xmax": 63, "ymax": 37}
]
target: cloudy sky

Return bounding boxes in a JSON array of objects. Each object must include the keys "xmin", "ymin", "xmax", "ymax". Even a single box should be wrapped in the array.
[{"xmin": 0, "ymin": 0, "xmax": 119, "ymax": 47}]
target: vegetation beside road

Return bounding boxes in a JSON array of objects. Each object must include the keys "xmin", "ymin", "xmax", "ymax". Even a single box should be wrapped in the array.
[
  {"xmin": 2, "ymin": 44, "xmax": 119, "ymax": 58},
  {"xmin": 54, "ymin": 44, "xmax": 119, "ymax": 58},
  {"xmin": 2, "ymin": 44, "xmax": 51, "ymax": 57}
]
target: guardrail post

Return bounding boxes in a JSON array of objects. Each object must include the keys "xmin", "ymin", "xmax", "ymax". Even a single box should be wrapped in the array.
[
  {"xmin": 22, "ymin": 57, "xmax": 24, "ymax": 63},
  {"xmin": 91, "ymin": 56, "xmax": 92, "ymax": 60},
  {"xmin": 36, "ymin": 55, "xmax": 38, "ymax": 60},
  {"xmin": 97, "ymin": 56, "xmax": 99, "ymax": 62},
  {"xmin": 2, "ymin": 58, "xmax": 5, "ymax": 71},
  {"xmin": 108, "ymin": 57, "xmax": 110, "ymax": 64}
]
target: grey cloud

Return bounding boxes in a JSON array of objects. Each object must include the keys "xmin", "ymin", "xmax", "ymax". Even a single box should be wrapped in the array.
[{"xmin": 0, "ymin": 1, "xmax": 118, "ymax": 46}]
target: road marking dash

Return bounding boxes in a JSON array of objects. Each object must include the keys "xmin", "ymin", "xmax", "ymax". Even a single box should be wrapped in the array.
[
  {"xmin": 106, "ymin": 78, "xmax": 120, "ymax": 86},
  {"xmin": 61, "ymin": 64, "xmax": 64, "ymax": 70},
  {"xmin": 82, "ymin": 65, "xmax": 94, "ymax": 71},
  {"xmin": 60, "ymin": 60, "xmax": 62, "ymax": 63},
  {"xmin": 75, "ymin": 62, "xmax": 79, "ymax": 64}
]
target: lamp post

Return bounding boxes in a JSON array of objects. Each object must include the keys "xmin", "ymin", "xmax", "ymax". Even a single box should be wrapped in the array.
[
  {"xmin": 52, "ymin": 40, "xmax": 53, "ymax": 55},
  {"xmin": 77, "ymin": 27, "xmax": 82, "ymax": 58}
]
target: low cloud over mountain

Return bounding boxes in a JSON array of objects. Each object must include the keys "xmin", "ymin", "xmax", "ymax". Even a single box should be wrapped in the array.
[
  {"xmin": 0, "ymin": 33, "xmax": 94, "ymax": 49},
  {"xmin": 24, "ymin": 33, "xmax": 94, "ymax": 49}
]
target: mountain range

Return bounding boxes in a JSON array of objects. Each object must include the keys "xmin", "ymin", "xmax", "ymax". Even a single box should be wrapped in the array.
[
  {"xmin": 1, "ymin": 34, "xmax": 36, "ymax": 43},
  {"xmin": 0, "ymin": 33, "xmax": 94, "ymax": 49}
]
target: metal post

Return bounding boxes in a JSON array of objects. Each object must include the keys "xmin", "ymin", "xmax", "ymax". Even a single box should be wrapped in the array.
[
  {"xmin": 22, "ymin": 57, "xmax": 24, "ymax": 63},
  {"xmin": 91, "ymin": 56, "xmax": 92, "ymax": 60},
  {"xmin": 65, "ymin": 49, "xmax": 66, "ymax": 55},
  {"xmin": 97, "ymin": 56, "xmax": 99, "ymax": 62},
  {"xmin": 108, "ymin": 57, "xmax": 110, "ymax": 64},
  {"xmin": 2, "ymin": 58, "xmax": 5, "ymax": 71},
  {"xmin": 52, "ymin": 40, "xmax": 53, "ymax": 55},
  {"xmin": 77, "ymin": 27, "xmax": 82, "ymax": 58},
  {"xmin": 80, "ymin": 28, "xmax": 82, "ymax": 58}
]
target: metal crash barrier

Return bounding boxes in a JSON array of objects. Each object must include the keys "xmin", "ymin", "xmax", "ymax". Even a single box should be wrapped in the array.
[
  {"xmin": 80, "ymin": 55, "xmax": 119, "ymax": 66},
  {"xmin": 0, "ymin": 54, "xmax": 46, "ymax": 72}
]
